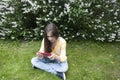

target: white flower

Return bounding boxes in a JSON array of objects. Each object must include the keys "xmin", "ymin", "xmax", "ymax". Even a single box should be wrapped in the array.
[
  {"xmin": 113, "ymin": 22, "xmax": 117, "ymax": 25},
  {"xmin": 84, "ymin": 9, "xmax": 88, "ymax": 13},
  {"xmin": 65, "ymin": 27, "xmax": 68, "ymax": 30},
  {"xmin": 59, "ymin": 12, "xmax": 63, "ymax": 17},
  {"xmin": 105, "ymin": 5, "xmax": 109, "ymax": 8},
  {"xmin": 102, "ymin": 26, "xmax": 105, "ymax": 31},
  {"xmin": 36, "ymin": 21, "xmax": 39, "ymax": 24},
  {"xmin": 108, "ymin": 39, "xmax": 113, "ymax": 42},
  {"xmin": 21, "ymin": 0, "xmax": 26, "ymax": 2},
  {"xmin": 26, "ymin": 0, "xmax": 34, "ymax": 6},
  {"xmin": 30, "ymin": 35, "xmax": 33, "ymax": 37},
  {"xmin": 64, "ymin": 34, "xmax": 66, "ymax": 37},
  {"xmin": 72, "ymin": 35, "xmax": 75, "ymax": 38},
  {"xmin": 36, "ymin": 17, "xmax": 41, "ymax": 20},
  {"xmin": 111, "ymin": 33, "xmax": 116, "ymax": 38},
  {"xmin": 109, "ymin": 9, "xmax": 114, "ymax": 12},
  {"xmin": 41, "ymin": 30, "xmax": 44, "ymax": 32},
  {"xmin": 11, "ymin": 22, "xmax": 17, "ymax": 28},
  {"xmin": 46, "ymin": 14, "xmax": 49, "ymax": 17},
  {"xmin": 64, "ymin": 3, "xmax": 70, "ymax": 12},
  {"xmin": 28, "ymin": 31, "xmax": 31, "ymax": 33},
  {"xmin": 11, "ymin": 36, "xmax": 15, "ymax": 40},
  {"xmin": 76, "ymin": 32, "xmax": 80, "ymax": 36},
  {"xmin": 89, "ymin": 12, "xmax": 93, "ymax": 15},
  {"xmin": 114, "ymin": 11, "xmax": 118, "ymax": 16},
  {"xmin": 49, "ymin": 11, "xmax": 53, "ymax": 15},
  {"xmin": 43, "ymin": 9, "xmax": 46, "ymax": 12},
  {"xmin": 65, "ymin": 38, "xmax": 68, "ymax": 40},
  {"xmin": 115, "ymin": 25, "xmax": 119, "ymax": 28},
  {"xmin": 94, "ymin": 27, "xmax": 97, "ymax": 30},
  {"xmin": 44, "ymin": 18, "xmax": 48, "ymax": 21},
  {"xmin": 96, "ymin": 37, "xmax": 105, "ymax": 41},
  {"xmin": 92, "ymin": 33, "xmax": 94, "ymax": 36},
  {"xmin": 101, "ymin": 12, "xmax": 104, "ymax": 17},
  {"xmin": 42, "ymin": 1, "xmax": 45, "ymax": 4},
  {"xmin": 69, "ymin": 0, "xmax": 75, "ymax": 2},
  {"xmin": 81, "ymin": 2, "xmax": 84, "ymax": 7},
  {"xmin": 95, "ymin": 19, "xmax": 100, "ymax": 23},
  {"xmin": 0, "ymin": 33, "xmax": 5, "ymax": 36},
  {"xmin": 48, "ymin": 0, "xmax": 52, "ymax": 3},
  {"xmin": 82, "ymin": 34, "xmax": 85, "ymax": 38},
  {"xmin": 53, "ymin": 18, "xmax": 57, "ymax": 21},
  {"xmin": 111, "ymin": 0, "xmax": 116, "ymax": 3},
  {"xmin": 67, "ymin": 31, "xmax": 70, "ymax": 34},
  {"xmin": 55, "ymin": 1, "xmax": 58, "ymax": 3},
  {"xmin": 106, "ymin": 34, "xmax": 109, "ymax": 37},
  {"xmin": 96, "ymin": 5, "xmax": 101, "ymax": 8},
  {"xmin": 109, "ymin": 21, "xmax": 112, "ymax": 25},
  {"xmin": 100, "ymin": 38, "xmax": 105, "ymax": 41},
  {"xmin": 114, "ymin": 17, "xmax": 117, "ymax": 19},
  {"xmin": 117, "ymin": 20, "xmax": 119, "ymax": 23}
]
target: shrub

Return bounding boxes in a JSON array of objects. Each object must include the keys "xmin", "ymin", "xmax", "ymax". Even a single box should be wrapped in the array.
[{"xmin": 0, "ymin": 0, "xmax": 120, "ymax": 42}]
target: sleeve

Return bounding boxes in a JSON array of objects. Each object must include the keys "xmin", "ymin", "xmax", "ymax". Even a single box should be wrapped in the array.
[
  {"xmin": 59, "ymin": 39, "xmax": 67, "ymax": 62},
  {"xmin": 39, "ymin": 38, "xmax": 44, "ymax": 52}
]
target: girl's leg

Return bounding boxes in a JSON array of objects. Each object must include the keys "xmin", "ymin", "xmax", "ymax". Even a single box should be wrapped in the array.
[
  {"xmin": 49, "ymin": 60, "xmax": 68, "ymax": 80},
  {"xmin": 49, "ymin": 59, "xmax": 68, "ymax": 72},
  {"xmin": 31, "ymin": 57, "xmax": 57, "ymax": 74}
]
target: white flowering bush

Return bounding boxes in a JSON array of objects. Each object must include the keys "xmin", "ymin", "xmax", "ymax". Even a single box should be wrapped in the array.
[
  {"xmin": 0, "ymin": 0, "xmax": 70, "ymax": 40},
  {"xmin": 67, "ymin": 0, "xmax": 120, "ymax": 42},
  {"xmin": 23, "ymin": 0, "xmax": 70, "ymax": 40},
  {"xmin": 0, "ymin": 0, "xmax": 24, "ymax": 40},
  {"xmin": 0, "ymin": 0, "xmax": 120, "ymax": 42},
  {"xmin": 0, "ymin": 0, "xmax": 12, "ymax": 39}
]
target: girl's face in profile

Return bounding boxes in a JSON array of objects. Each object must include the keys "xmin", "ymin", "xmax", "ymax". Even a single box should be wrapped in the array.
[{"xmin": 47, "ymin": 31, "xmax": 57, "ymax": 43}]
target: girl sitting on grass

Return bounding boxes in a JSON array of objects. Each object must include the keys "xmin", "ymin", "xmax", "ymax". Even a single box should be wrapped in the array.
[{"xmin": 31, "ymin": 23, "xmax": 68, "ymax": 80}]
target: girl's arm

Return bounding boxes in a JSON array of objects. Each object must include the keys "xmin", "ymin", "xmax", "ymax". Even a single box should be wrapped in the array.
[
  {"xmin": 59, "ymin": 40, "xmax": 67, "ymax": 62},
  {"xmin": 36, "ymin": 39, "xmax": 44, "ymax": 59},
  {"xmin": 50, "ymin": 39, "xmax": 67, "ymax": 62},
  {"xmin": 39, "ymin": 38, "xmax": 44, "ymax": 52}
]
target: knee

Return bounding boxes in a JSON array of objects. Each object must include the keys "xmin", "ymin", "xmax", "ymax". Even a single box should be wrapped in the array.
[
  {"xmin": 63, "ymin": 65, "xmax": 68, "ymax": 72},
  {"xmin": 58, "ymin": 63, "xmax": 68, "ymax": 72},
  {"xmin": 62, "ymin": 62, "xmax": 69, "ymax": 72},
  {"xmin": 31, "ymin": 57, "xmax": 38, "ymax": 65}
]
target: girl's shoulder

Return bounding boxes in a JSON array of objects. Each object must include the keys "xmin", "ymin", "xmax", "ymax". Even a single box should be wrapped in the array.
[{"xmin": 58, "ymin": 37, "xmax": 66, "ymax": 44}]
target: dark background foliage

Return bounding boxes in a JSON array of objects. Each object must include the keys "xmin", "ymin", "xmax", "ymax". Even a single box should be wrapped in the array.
[{"xmin": 0, "ymin": 0, "xmax": 120, "ymax": 42}]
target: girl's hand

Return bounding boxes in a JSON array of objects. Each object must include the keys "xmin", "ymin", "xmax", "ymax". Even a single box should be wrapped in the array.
[
  {"xmin": 48, "ymin": 53, "xmax": 56, "ymax": 60},
  {"xmin": 36, "ymin": 52, "xmax": 43, "ymax": 59}
]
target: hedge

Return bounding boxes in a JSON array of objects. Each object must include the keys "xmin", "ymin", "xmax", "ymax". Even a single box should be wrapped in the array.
[{"xmin": 0, "ymin": 0, "xmax": 120, "ymax": 42}]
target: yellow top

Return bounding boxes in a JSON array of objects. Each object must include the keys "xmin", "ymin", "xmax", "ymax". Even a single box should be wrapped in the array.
[{"xmin": 39, "ymin": 37, "xmax": 67, "ymax": 62}]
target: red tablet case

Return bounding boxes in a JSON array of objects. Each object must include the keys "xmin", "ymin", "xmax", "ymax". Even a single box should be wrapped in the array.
[{"xmin": 37, "ymin": 52, "xmax": 51, "ymax": 57}]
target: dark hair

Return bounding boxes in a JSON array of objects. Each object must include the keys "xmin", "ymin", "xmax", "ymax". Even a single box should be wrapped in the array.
[{"xmin": 44, "ymin": 23, "xmax": 59, "ymax": 53}]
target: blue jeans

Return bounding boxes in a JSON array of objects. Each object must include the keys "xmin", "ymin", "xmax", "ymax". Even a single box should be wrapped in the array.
[{"xmin": 31, "ymin": 57, "xmax": 68, "ymax": 74}]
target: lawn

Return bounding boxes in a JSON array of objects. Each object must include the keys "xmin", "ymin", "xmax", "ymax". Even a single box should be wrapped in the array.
[{"xmin": 0, "ymin": 40, "xmax": 120, "ymax": 80}]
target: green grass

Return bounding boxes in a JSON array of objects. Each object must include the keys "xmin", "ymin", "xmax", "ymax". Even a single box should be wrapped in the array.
[{"xmin": 0, "ymin": 40, "xmax": 120, "ymax": 80}]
